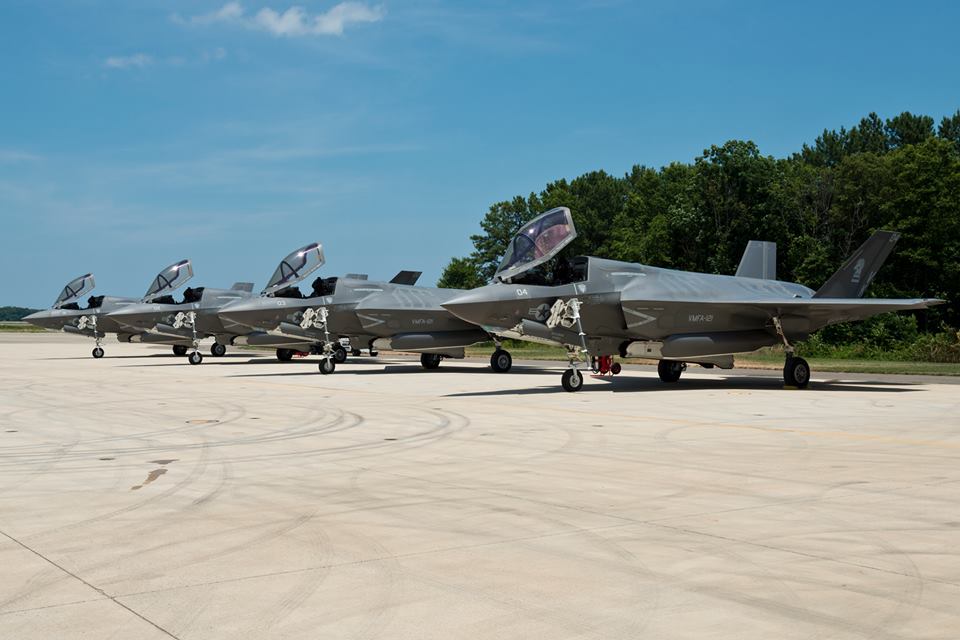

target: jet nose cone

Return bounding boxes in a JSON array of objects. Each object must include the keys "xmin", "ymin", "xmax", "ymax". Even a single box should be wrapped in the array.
[
  {"xmin": 23, "ymin": 309, "xmax": 52, "ymax": 328},
  {"xmin": 441, "ymin": 287, "xmax": 497, "ymax": 325},
  {"xmin": 219, "ymin": 298, "xmax": 272, "ymax": 330}
]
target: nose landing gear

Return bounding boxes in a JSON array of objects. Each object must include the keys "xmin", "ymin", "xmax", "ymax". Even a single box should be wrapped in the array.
[
  {"xmin": 547, "ymin": 297, "xmax": 590, "ymax": 392},
  {"xmin": 301, "ymin": 307, "xmax": 337, "ymax": 375},
  {"xmin": 174, "ymin": 310, "xmax": 202, "ymax": 365},
  {"xmin": 79, "ymin": 315, "xmax": 105, "ymax": 358}
]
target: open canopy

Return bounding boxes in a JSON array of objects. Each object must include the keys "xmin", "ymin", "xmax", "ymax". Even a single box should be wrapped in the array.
[
  {"xmin": 142, "ymin": 259, "xmax": 194, "ymax": 301},
  {"xmin": 54, "ymin": 273, "xmax": 95, "ymax": 308},
  {"xmin": 495, "ymin": 207, "xmax": 577, "ymax": 281},
  {"xmin": 262, "ymin": 243, "xmax": 325, "ymax": 295}
]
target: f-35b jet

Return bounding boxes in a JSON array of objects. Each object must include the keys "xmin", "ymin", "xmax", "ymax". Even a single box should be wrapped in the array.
[
  {"xmin": 218, "ymin": 249, "xmax": 490, "ymax": 374},
  {"xmin": 106, "ymin": 245, "xmax": 326, "ymax": 364},
  {"xmin": 24, "ymin": 262, "xmax": 200, "ymax": 358},
  {"xmin": 442, "ymin": 207, "xmax": 943, "ymax": 392}
]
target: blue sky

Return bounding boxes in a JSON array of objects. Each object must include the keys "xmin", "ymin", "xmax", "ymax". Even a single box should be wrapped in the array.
[{"xmin": 2, "ymin": 0, "xmax": 958, "ymax": 307}]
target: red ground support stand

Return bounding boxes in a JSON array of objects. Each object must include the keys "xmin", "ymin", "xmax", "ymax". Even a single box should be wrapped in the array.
[{"xmin": 591, "ymin": 355, "xmax": 622, "ymax": 376}]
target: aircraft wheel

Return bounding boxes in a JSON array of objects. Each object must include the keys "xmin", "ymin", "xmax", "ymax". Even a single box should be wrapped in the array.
[
  {"xmin": 92, "ymin": 347, "xmax": 104, "ymax": 359},
  {"xmin": 561, "ymin": 368, "xmax": 584, "ymax": 392},
  {"xmin": 783, "ymin": 356, "xmax": 810, "ymax": 389},
  {"xmin": 657, "ymin": 360, "xmax": 683, "ymax": 383},
  {"xmin": 188, "ymin": 351, "xmax": 203, "ymax": 365},
  {"xmin": 369, "ymin": 349, "xmax": 379, "ymax": 357},
  {"xmin": 319, "ymin": 358, "xmax": 336, "ymax": 374},
  {"xmin": 420, "ymin": 353, "xmax": 442, "ymax": 370},
  {"xmin": 611, "ymin": 362, "xmax": 622, "ymax": 375},
  {"xmin": 210, "ymin": 342, "xmax": 227, "ymax": 357},
  {"xmin": 276, "ymin": 348, "xmax": 294, "ymax": 362},
  {"xmin": 490, "ymin": 349, "xmax": 512, "ymax": 373},
  {"xmin": 333, "ymin": 346, "xmax": 348, "ymax": 363},
  {"xmin": 351, "ymin": 348, "xmax": 362, "ymax": 357},
  {"xmin": 172, "ymin": 345, "xmax": 188, "ymax": 356}
]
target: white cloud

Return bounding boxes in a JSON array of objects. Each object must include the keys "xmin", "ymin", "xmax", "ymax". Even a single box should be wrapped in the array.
[
  {"xmin": 179, "ymin": 2, "xmax": 384, "ymax": 37},
  {"xmin": 104, "ymin": 53, "xmax": 153, "ymax": 69}
]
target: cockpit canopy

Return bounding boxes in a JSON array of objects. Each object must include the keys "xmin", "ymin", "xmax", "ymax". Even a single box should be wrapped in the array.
[
  {"xmin": 54, "ymin": 273, "xmax": 95, "ymax": 308},
  {"xmin": 262, "ymin": 243, "xmax": 325, "ymax": 296},
  {"xmin": 143, "ymin": 259, "xmax": 194, "ymax": 302},
  {"xmin": 495, "ymin": 207, "xmax": 577, "ymax": 282}
]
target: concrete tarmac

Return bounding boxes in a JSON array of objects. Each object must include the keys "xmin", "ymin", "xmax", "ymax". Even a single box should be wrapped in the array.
[{"xmin": 1, "ymin": 334, "xmax": 959, "ymax": 639}]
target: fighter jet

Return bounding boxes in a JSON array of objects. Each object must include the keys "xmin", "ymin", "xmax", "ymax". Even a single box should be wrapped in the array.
[
  {"xmin": 106, "ymin": 244, "xmax": 326, "ymax": 365},
  {"xmin": 218, "ymin": 252, "xmax": 490, "ymax": 374},
  {"xmin": 441, "ymin": 207, "xmax": 943, "ymax": 391},
  {"xmin": 24, "ymin": 262, "xmax": 199, "ymax": 358}
]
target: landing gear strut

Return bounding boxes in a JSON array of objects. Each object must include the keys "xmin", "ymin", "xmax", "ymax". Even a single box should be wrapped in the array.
[
  {"xmin": 174, "ymin": 310, "xmax": 202, "ymax": 365},
  {"xmin": 773, "ymin": 316, "xmax": 810, "ymax": 389},
  {"xmin": 301, "ymin": 307, "xmax": 336, "ymax": 374},
  {"xmin": 547, "ymin": 297, "xmax": 590, "ymax": 392},
  {"xmin": 79, "ymin": 315, "xmax": 104, "ymax": 358}
]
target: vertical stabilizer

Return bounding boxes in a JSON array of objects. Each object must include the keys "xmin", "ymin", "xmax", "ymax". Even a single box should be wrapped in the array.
[
  {"xmin": 814, "ymin": 230, "xmax": 899, "ymax": 298},
  {"xmin": 735, "ymin": 241, "xmax": 777, "ymax": 280}
]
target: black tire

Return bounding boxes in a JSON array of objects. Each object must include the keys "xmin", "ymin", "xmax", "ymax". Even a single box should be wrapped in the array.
[
  {"xmin": 369, "ymin": 349, "xmax": 379, "ymax": 357},
  {"xmin": 561, "ymin": 368, "xmax": 584, "ymax": 392},
  {"xmin": 657, "ymin": 360, "xmax": 683, "ymax": 383},
  {"xmin": 92, "ymin": 347, "xmax": 104, "ymax": 359},
  {"xmin": 420, "ymin": 353, "xmax": 442, "ymax": 370},
  {"xmin": 783, "ymin": 356, "xmax": 811, "ymax": 389},
  {"xmin": 351, "ymin": 348, "xmax": 362, "ymax": 357},
  {"xmin": 210, "ymin": 342, "xmax": 227, "ymax": 357},
  {"xmin": 610, "ymin": 362, "xmax": 622, "ymax": 375},
  {"xmin": 188, "ymin": 351, "xmax": 203, "ymax": 365},
  {"xmin": 276, "ymin": 348, "xmax": 294, "ymax": 362},
  {"xmin": 172, "ymin": 345, "xmax": 188, "ymax": 356},
  {"xmin": 319, "ymin": 358, "xmax": 336, "ymax": 374},
  {"xmin": 490, "ymin": 349, "xmax": 512, "ymax": 373},
  {"xmin": 333, "ymin": 345, "xmax": 348, "ymax": 363}
]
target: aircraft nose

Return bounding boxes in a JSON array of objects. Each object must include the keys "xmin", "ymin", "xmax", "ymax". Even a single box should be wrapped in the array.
[
  {"xmin": 441, "ymin": 288, "xmax": 496, "ymax": 325},
  {"xmin": 23, "ymin": 309, "xmax": 52, "ymax": 328},
  {"xmin": 218, "ymin": 299, "xmax": 270, "ymax": 330}
]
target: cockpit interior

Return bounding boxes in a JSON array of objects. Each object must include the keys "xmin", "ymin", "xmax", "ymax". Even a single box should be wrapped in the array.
[{"xmin": 272, "ymin": 276, "xmax": 339, "ymax": 299}]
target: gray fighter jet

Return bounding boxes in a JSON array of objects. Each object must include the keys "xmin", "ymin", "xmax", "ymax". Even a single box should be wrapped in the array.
[
  {"xmin": 107, "ymin": 244, "xmax": 326, "ymax": 365},
  {"xmin": 218, "ymin": 253, "xmax": 489, "ymax": 374},
  {"xmin": 441, "ymin": 207, "xmax": 943, "ymax": 391},
  {"xmin": 24, "ymin": 262, "xmax": 200, "ymax": 358}
]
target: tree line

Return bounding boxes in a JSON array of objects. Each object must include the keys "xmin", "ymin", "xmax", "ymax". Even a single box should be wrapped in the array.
[{"xmin": 438, "ymin": 111, "xmax": 960, "ymax": 354}]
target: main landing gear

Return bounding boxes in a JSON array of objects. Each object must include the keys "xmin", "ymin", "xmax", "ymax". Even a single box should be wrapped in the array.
[
  {"xmin": 773, "ymin": 317, "xmax": 810, "ymax": 389},
  {"xmin": 210, "ymin": 342, "xmax": 227, "ymax": 357},
  {"xmin": 490, "ymin": 341, "xmax": 512, "ymax": 373},
  {"xmin": 172, "ymin": 345, "xmax": 188, "ymax": 357},
  {"xmin": 657, "ymin": 360, "xmax": 685, "ymax": 383},
  {"xmin": 420, "ymin": 353, "xmax": 442, "ymax": 370}
]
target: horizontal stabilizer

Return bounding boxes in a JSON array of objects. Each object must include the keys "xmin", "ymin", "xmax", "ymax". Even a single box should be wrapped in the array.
[
  {"xmin": 815, "ymin": 231, "xmax": 899, "ymax": 298},
  {"xmin": 231, "ymin": 282, "xmax": 255, "ymax": 293},
  {"xmin": 736, "ymin": 241, "xmax": 777, "ymax": 280},
  {"xmin": 390, "ymin": 270, "xmax": 422, "ymax": 286}
]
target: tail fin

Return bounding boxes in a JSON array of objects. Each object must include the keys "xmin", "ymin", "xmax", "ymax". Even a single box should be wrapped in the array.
[
  {"xmin": 390, "ymin": 270, "xmax": 422, "ymax": 286},
  {"xmin": 814, "ymin": 231, "xmax": 899, "ymax": 298},
  {"xmin": 231, "ymin": 282, "xmax": 255, "ymax": 293},
  {"xmin": 735, "ymin": 241, "xmax": 777, "ymax": 280}
]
